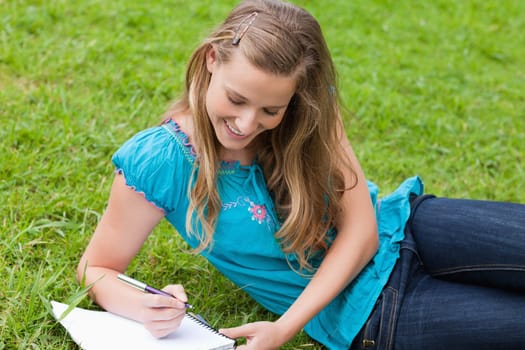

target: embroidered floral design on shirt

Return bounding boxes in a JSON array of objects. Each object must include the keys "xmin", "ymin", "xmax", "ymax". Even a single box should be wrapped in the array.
[
  {"xmin": 249, "ymin": 203, "xmax": 267, "ymax": 224},
  {"xmin": 222, "ymin": 196, "xmax": 273, "ymax": 229}
]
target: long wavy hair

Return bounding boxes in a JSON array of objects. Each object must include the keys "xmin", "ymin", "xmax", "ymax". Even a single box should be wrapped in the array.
[{"xmin": 167, "ymin": 0, "xmax": 357, "ymax": 271}]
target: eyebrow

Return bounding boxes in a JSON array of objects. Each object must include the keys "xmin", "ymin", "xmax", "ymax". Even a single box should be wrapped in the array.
[{"xmin": 225, "ymin": 87, "xmax": 288, "ymax": 109}]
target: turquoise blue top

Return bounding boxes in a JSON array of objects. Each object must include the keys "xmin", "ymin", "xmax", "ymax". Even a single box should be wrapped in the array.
[{"xmin": 112, "ymin": 119, "xmax": 423, "ymax": 349}]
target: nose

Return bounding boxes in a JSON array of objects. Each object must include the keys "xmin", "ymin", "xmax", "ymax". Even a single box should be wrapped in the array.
[{"xmin": 236, "ymin": 108, "xmax": 258, "ymax": 135}]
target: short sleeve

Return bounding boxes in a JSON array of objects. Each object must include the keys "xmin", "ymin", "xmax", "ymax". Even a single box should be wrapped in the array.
[{"xmin": 111, "ymin": 125, "xmax": 193, "ymax": 213}]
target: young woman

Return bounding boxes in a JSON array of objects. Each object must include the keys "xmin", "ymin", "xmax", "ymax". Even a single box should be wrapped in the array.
[{"xmin": 78, "ymin": 0, "xmax": 525, "ymax": 349}]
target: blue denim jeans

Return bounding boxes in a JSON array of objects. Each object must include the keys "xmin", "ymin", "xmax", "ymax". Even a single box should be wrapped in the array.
[{"xmin": 351, "ymin": 195, "xmax": 525, "ymax": 350}]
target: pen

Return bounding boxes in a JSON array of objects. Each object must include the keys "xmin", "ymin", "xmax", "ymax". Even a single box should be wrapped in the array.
[{"xmin": 117, "ymin": 273, "xmax": 193, "ymax": 309}]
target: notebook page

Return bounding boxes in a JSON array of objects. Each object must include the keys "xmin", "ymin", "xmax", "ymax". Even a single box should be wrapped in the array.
[{"xmin": 51, "ymin": 301, "xmax": 235, "ymax": 350}]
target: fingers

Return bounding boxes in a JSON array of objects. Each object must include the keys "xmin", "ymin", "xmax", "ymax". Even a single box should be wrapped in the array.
[
  {"xmin": 140, "ymin": 284, "xmax": 189, "ymax": 338},
  {"xmin": 142, "ymin": 284, "xmax": 188, "ymax": 309},
  {"xmin": 145, "ymin": 316, "xmax": 185, "ymax": 338},
  {"xmin": 163, "ymin": 284, "xmax": 189, "ymax": 306},
  {"xmin": 141, "ymin": 299, "xmax": 185, "ymax": 320},
  {"xmin": 219, "ymin": 323, "xmax": 254, "ymax": 339},
  {"xmin": 142, "ymin": 305, "xmax": 185, "ymax": 338},
  {"xmin": 220, "ymin": 321, "xmax": 284, "ymax": 350}
]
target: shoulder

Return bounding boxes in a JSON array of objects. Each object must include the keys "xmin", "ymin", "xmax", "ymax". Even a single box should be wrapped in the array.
[
  {"xmin": 111, "ymin": 120, "xmax": 195, "ymax": 212},
  {"xmin": 113, "ymin": 120, "xmax": 194, "ymax": 168}
]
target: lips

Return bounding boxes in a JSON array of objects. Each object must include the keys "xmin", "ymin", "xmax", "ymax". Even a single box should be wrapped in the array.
[{"xmin": 225, "ymin": 120, "xmax": 245, "ymax": 136}]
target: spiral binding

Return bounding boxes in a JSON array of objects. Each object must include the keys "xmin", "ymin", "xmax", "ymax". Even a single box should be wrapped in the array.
[{"xmin": 186, "ymin": 313, "xmax": 235, "ymax": 341}]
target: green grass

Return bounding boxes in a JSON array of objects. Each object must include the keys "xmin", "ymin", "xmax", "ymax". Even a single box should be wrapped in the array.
[{"xmin": 1, "ymin": 0, "xmax": 523, "ymax": 348}]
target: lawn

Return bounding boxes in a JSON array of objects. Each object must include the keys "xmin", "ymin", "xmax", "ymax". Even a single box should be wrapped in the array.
[{"xmin": 1, "ymin": 0, "xmax": 523, "ymax": 349}]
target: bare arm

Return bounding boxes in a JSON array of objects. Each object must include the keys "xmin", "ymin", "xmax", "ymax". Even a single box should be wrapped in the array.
[
  {"xmin": 77, "ymin": 174, "xmax": 188, "ymax": 337},
  {"xmin": 275, "ymin": 134, "xmax": 378, "ymax": 338},
  {"xmin": 221, "ymin": 128, "xmax": 378, "ymax": 348}
]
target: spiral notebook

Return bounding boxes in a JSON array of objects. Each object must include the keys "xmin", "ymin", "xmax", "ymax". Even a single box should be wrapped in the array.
[{"xmin": 51, "ymin": 301, "xmax": 235, "ymax": 350}]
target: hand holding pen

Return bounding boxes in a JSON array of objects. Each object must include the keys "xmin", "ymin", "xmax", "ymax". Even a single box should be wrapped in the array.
[
  {"xmin": 118, "ymin": 274, "xmax": 216, "ymax": 331},
  {"xmin": 117, "ymin": 273, "xmax": 193, "ymax": 309},
  {"xmin": 118, "ymin": 274, "xmax": 194, "ymax": 338}
]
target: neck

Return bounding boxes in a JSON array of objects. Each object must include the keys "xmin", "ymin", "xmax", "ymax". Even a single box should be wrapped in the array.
[{"xmin": 220, "ymin": 147, "xmax": 256, "ymax": 166}]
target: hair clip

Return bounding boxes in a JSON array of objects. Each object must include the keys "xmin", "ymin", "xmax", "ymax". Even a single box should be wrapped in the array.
[{"xmin": 232, "ymin": 12, "xmax": 258, "ymax": 45}]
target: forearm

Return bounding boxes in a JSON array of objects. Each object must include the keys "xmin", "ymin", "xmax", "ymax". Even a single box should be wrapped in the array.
[
  {"xmin": 77, "ymin": 265, "xmax": 146, "ymax": 323},
  {"xmin": 275, "ymin": 227, "xmax": 378, "ymax": 341},
  {"xmin": 76, "ymin": 175, "xmax": 167, "ymax": 322},
  {"xmin": 78, "ymin": 262, "xmax": 189, "ymax": 339}
]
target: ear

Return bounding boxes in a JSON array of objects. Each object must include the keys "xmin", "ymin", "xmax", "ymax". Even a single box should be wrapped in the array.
[{"xmin": 205, "ymin": 45, "xmax": 217, "ymax": 74}]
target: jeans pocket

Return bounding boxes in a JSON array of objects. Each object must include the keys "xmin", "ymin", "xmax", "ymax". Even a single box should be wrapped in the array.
[{"xmin": 356, "ymin": 287, "xmax": 398, "ymax": 350}]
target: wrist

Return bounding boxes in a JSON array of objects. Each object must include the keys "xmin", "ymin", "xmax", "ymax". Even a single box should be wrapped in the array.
[{"xmin": 273, "ymin": 317, "xmax": 302, "ymax": 345}]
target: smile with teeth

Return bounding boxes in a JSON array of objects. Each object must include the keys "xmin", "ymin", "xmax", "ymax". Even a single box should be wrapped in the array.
[{"xmin": 225, "ymin": 121, "xmax": 245, "ymax": 136}]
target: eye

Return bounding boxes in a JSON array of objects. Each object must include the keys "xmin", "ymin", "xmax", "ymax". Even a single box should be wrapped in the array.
[
  {"xmin": 228, "ymin": 96, "xmax": 244, "ymax": 105},
  {"xmin": 263, "ymin": 108, "xmax": 280, "ymax": 116}
]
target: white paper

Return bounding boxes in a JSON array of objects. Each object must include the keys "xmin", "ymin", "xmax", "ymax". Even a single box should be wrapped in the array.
[{"xmin": 51, "ymin": 301, "xmax": 235, "ymax": 350}]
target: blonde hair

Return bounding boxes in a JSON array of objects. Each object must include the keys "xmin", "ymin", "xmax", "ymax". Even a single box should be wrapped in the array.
[{"xmin": 168, "ymin": 0, "xmax": 357, "ymax": 271}]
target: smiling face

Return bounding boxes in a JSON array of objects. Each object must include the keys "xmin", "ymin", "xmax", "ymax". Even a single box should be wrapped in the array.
[{"xmin": 205, "ymin": 46, "xmax": 297, "ymax": 163}]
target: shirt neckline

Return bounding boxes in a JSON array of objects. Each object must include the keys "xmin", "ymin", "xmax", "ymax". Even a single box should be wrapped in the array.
[{"xmin": 162, "ymin": 118, "xmax": 260, "ymax": 174}]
